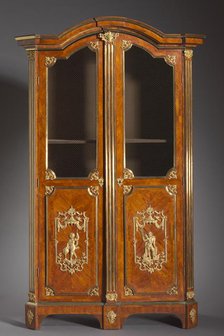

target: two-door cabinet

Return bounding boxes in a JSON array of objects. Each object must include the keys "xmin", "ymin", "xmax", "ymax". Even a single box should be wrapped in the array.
[{"xmin": 16, "ymin": 16, "xmax": 205, "ymax": 330}]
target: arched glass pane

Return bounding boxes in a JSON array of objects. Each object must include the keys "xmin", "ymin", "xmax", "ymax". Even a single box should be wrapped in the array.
[
  {"xmin": 125, "ymin": 46, "xmax": 174, "ymax": 177},
  {"xmin": 48, "ymin": 47, "xmax": 96, "ymax": 177}
]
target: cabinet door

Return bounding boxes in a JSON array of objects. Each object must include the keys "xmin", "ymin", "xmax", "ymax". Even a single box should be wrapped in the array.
[
  {"xmin": 115, "ymin": 35, "xmax": 184, "ymax": 301},
  {"xmin": 38, "ymin": 38, "xmax": 104, "ymax": 302}
]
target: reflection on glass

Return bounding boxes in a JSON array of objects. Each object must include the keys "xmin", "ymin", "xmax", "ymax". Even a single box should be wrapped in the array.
[
  {"xmin": 125, "ymin": 46, "xmax": 174, "ymax": 177},
  {"xmin": 48, "ymin": 47, "xmax": 96, "ymax": 178}
]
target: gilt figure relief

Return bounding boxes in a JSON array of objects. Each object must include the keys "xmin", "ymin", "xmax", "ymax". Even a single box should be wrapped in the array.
[
  {"xmin": 55, "ymin": 206, "xmax": 89, "ymax": 274},
  {"xmin": 133, "ymin": 205, "xmax": 168, "ymax": 273}
]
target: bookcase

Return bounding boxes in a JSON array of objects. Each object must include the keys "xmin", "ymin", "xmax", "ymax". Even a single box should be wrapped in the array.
[{"xmin": 16, "ymin": 16, "xmax": 205, "ymax": 330}]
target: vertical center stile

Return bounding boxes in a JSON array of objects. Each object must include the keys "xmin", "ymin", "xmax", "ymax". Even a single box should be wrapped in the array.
[{"xmin": 100, "ymin": 32, "xmax": 118, "ymax": 296}]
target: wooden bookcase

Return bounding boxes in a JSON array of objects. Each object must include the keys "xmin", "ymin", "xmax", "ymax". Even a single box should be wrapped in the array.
[{"xmin": 16, "ymin": 16, "xmax": 205, "ymax": 330}]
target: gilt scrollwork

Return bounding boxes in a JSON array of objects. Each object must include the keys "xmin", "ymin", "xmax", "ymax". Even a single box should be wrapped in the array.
[
  {"xmin": 124, "ymin": 286, "xmax": 134, "ymax": 296},
  {"xmin": 46, "ymin": 169, "xmax": 56, "ymax": 180},
  {"xmin": 55, "ymin": 206, "xmax": 89, "ymax": 275},
  {"xmin": 107, "ymin": 310, "xmax": 117, "ymax": 324},
  {"xmin": 189, "ymin": 308, "xmax": 197, "ymax": 323},
  {"xmin": 117, "ymin": 168, "xmax": 134, "ymax": 195},
  {"xmin": 45, "ymin": 287, "xmax": 54, "ymax": 296},
  {"xmin": 88, "ymin": 186, "xmax": 99, "ymax": 197},
  {"xmin": 133, "ymin": 205, "xmax": 168, "ymax": 273},
  {"xmin": 166, "ymin": 185, "xmax": 177, "ymax": 196},
  {"xmin": 167, "ymin": 286, "xmax": 178, "ymax": 295},
  {"xmin": 26, "ymin": 50, "xmax": 35, "ymax": 61},
  {"xmin": 88, "ymin": 169, "xmax": 104, "ymax": 187},
  {"xmin": 45, "ymin": 186, "xmax": 55, "ymax": 196},
  {"xmin": 45, "ymin": 56, "xmax": 57, "ymax": 67},
  {"xmin": 167, "ymin": 168, "xmax": 177, "ymax": 179},
  {"xmin": 123, "ymin": 185, "xmax": 133, "ymax": 194},
  {"xmin": 89, "ymin": 41, "xmax": 100, "ymax": 51},
  {"xmin": 99, "ymin": 31, "xmax": 119, "ymax": 44},
  {"xmin": 27, "ymin": 309, "xmax": 34, "ymax": 325},
  {"xmin": 88, "ymin": 169, "xmax": 103, "ymax": 197},
  {"xmin": 122, "ymin": 40, "xmax": 132, "ymax": 51},
  {"xmin": 165, "ymin": 55, "xmax": 176, "ymax": 66},
  {"xmin": 88, "ymin": 287, "xmax": 99, "ymax": 296}
]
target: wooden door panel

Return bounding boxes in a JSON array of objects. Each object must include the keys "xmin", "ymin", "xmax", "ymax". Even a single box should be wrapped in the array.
[
  {"xmin": 37, "ymin": 37, "xmax": 104, "ymax": 302},
  {"xmin": 40, "ymin": 186, "xmax": 102, "ymax": 301},
  {"xmin": 122, "ymin": 186, "xmax": 183, "ymax": 301},
  {"xmin": 114, "ymin": 35, "xmax": 184, "ymax": 302}
]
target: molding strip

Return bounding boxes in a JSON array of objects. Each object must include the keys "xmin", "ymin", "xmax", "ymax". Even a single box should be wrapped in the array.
[
  {"xmin": 99, "ymin": 32, "xmax": 118, "ymax": 293},
  {"xmin": 27, "ymin": 50, "xmax": 36, "ymax": 292}
]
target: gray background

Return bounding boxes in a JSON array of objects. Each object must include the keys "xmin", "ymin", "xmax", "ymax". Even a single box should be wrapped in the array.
[{"xmin": 0, "ymin": 0, "xmax": 223, "ymax": 335}]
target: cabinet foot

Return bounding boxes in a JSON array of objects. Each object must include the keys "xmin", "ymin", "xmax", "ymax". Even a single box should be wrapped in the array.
[
  {"xmin": 25, "ymin": 301, "xmax": 198, "ymax": 330},
  {"xmin": 25, "ymin": 304, "xmax": 45, "ymax": 330},
  {"xmin": 102, "ymin": 305, "xmax": 122, "ymax": 329},
  {"xmin": 182, "ymin": 301, "xmax": 198, "ymax": 329}
]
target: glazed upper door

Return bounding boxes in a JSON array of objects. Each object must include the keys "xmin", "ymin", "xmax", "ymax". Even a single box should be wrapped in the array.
[
  {"xmin": 38, "ymin": 36, "xmax": 104, "ymax": 302},
  {"xmin": 115, "ymin": 34, "xmax": 185, "ymax": 302}
]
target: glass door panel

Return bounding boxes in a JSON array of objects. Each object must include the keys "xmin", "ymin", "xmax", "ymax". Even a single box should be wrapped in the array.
[
  {"xmin": 125, "ymin": 46, "xmax": 174, "ymax": 177},
  {"xmin": 48, "ymin": 47, "xmax": 97, "ymax": 178}
]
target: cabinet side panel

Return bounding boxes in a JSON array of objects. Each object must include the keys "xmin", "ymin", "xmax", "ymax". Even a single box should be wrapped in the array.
[
  {"xmin": 27, "ymin": 50, "xmax": 38, "ymax": 297},
  {"xmin": 184, "ymin": 50, "xmax": 194, "ymax": 295}
]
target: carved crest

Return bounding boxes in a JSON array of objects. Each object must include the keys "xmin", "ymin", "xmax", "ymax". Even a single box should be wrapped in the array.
[
  {"xmin": 99, "ymin": 31, "xmax": 119, "ymax": 44},
  {"xmin": 133, "ymin": 205, "xmax": 168, "ymax": 273},
  {"xmin": 55, "ymin": 206, "xmax": 89, "ymax": 274}
]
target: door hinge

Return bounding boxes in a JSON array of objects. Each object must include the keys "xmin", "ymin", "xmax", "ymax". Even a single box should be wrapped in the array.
[
  {"xmin": 37, "ymin": 76, "xmax": 40, "ymax": 85},
  {"xmin": 37, "ymin": 267, "xmax": 40, "ymax": 278},
  {"xmin": 37, "ymin": 178, "xmax": 39, "ymax": 188}
]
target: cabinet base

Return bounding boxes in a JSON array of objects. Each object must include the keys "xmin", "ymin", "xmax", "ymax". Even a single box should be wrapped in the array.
[{"xmin": 25, "ymin": 301, "xmax": 198, "ymax": 330}]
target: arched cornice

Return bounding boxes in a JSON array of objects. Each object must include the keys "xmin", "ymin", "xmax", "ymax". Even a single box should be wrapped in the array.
[{"xmin": 15, "ymin": 16, "xmax": 205, "ymax": 50}]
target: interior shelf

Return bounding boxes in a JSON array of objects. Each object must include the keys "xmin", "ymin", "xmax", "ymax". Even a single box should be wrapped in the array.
[
  {"xmin": 48, "ymin": 139, "xmax": 96, "ymax": 144},
  {"xmin": 48, "ymin": 138, "xmax": 167, "ymax": 144},
  {"xmin": 126, "ymin": 139, "xmax": 167, "ymax": 144}
]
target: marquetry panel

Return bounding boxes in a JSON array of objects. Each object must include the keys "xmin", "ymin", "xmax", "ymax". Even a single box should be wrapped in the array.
[
  {"xmin": 123, "ymin": 186, "xmax": 183, "ymax": 300},
  {"xmin": 44, "ymin": 186, "xmax": 101, "ymax": 300}
]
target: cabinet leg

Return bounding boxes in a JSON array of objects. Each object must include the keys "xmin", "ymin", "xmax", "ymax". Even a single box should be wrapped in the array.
[
  {"xmin": 25, "ymin": 304, "xmax": 45, "ymax": 330},
  {"xmin": 102, "ymin": 305, "xmax": 121, "ymax": 329},
  {"xmin": 181, "ymin": 302, "xmax": 198, "ymax": 329}
]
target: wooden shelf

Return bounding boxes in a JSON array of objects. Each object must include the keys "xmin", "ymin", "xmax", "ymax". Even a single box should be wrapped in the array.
[
  {"xmin": 48, "ymin": 139, "xmax": 96, "ymax": 144},
  {"xmin": 126, "ymin": 139, "xmax": 167, "ymax": 144},
  {"xmin": 48, "ymin": 138, "xmax": 167, "ymax": 145}
]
